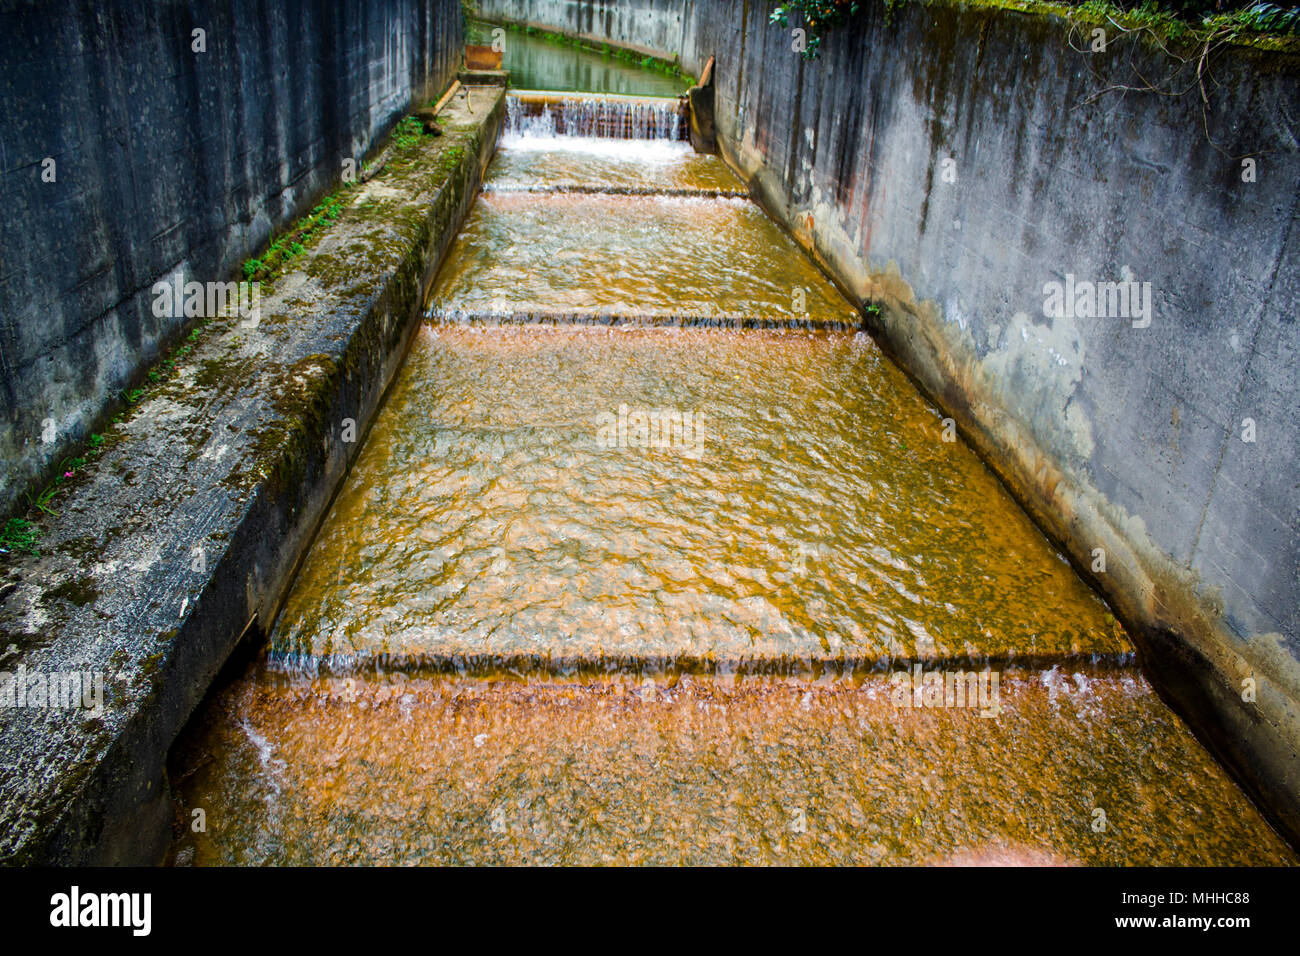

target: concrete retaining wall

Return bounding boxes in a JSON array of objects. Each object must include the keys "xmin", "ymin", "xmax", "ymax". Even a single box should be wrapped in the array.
[
  {"xmin": 480, "ymin": 0, "xmax": 693, "ymax": 60},
  {"xmin": 477, "ymin": 0, "xmax": 1300, "ymax": 840},
  {"xmin": 0, "ymin": 0, "xmax": 464, "ymax": 519}
]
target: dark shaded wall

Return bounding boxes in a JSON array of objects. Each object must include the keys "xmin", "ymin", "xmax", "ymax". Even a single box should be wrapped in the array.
[
  {"xmin": 0, "ymin": 0, "xmax": 463, "ymax": 516},
  {"xmin": 478, "ymin": 0, "xmax": 1300, "ymax": 837}
]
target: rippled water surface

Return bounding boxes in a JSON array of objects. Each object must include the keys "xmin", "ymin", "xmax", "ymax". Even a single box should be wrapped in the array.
[
  {"xmin": 170, "ymin": 81, "xmax": 1296, "ymax": 867},
  {"xmin": 172, "ymin": 670, "xmax": 1295, "ymax": 865},
  {"xmin": 486, "ymin": 137, "xmax": 746, "ymax": 194},
  {"xmin": 430, "ymin": 195, "xmax": 860, "ymax": 325},
  {"xmin": 271, "ymin": 326, "xmax": 1125, "ymax": 669}
]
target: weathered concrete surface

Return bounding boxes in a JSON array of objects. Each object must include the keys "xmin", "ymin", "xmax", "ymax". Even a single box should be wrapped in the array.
[
  {"xmin": 0, "ymin": 0, "xmax": 463, "ymax": 519},
  {"xmin": 0, "ymin": 85, "xmax": 506, "ymax": 864},
  {"xmin": 477, "ymin": 0, "xmax": 692, "ymax": 63},
  {"xmin": 459, "ymin": 68, "xmax": 510, "ymax": 86},
  {"xmin": 477, "ymin": 0, "xmax": 1300, "ymax": 843}
]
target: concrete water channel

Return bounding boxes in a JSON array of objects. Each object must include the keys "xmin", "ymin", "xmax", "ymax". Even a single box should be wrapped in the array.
[{"xmin": 165, "ymin": 30, "xmax": 1296, "ymax": 866}]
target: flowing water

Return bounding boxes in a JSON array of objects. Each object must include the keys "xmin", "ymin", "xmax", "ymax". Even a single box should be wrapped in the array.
[{"xmin": 168, "ymin": 88, "xmax": 1297, "ymax": 866}]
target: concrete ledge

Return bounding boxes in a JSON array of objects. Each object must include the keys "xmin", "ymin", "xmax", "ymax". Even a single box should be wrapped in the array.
[
  {"xmin": 272, "ymin": 651, "xmax": 1137, "ymax": 681},
  {"xmin": 483, "ymin": 184, "xmax": 749, "ymax": 198},
  {"xmin": 0, "ymin": 85, "xmax": 506, "ymax": 865},
  {"xmin": 459, "ymin": 68, "xmax": 509, "ymax": 86}
]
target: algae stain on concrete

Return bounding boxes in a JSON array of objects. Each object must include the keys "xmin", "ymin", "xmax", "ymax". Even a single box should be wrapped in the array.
[{"xmin": 980, "ymin": 309, "xmax": 1093, "ymax": 462}]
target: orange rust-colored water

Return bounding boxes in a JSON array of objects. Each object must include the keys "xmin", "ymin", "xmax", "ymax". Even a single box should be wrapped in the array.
[
  {"xmin": 168, "ymin": 89, "xmax": 1296, "ymax": 867},
  {"xmin": 171, "ymin": 669, "xmax": 1295, "ymax": 865},
  {"xmin": 266, "ymin": 327, "xmax": 1125, "ymax": 670},
  {"xmin": 485, "ymin": 141, "xmax": 747, "ymax": 194},
  {"xmin": 429, "ymin": 194, "xmax": 859, "ymax": 325}
]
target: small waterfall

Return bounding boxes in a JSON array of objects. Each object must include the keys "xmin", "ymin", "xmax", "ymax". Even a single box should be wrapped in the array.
[
  {"xmin": 504, "ymin": 94, "xmax": 558, "ymax": 138},
  {"xmin": 505, "ymin": 92, "xmax": 687, "ymax": 141}
]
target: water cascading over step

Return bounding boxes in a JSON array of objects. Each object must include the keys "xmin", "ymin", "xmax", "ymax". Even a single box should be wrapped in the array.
[
  {"xmin": 482, "ymin": 91, "xmax": 747, "ymax": 199},
  {"xmin": 505, "ymin": 90, "xmax": 689, "ymax": 141},
  {"xmin": 430, "ymin": 92, "xmax": 856, "ymax": 330},
  {"xmin": 166, "ymin": 87, "xmax": 1300, "ymax": 867}
]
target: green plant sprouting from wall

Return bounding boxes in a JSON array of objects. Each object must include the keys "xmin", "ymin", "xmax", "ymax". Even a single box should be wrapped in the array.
[
  {"xmin": 240, "ymin": 105, "xmax": 452, "ymax": 286},
  {"xmin": 0, "ymin": 518, "xmax": 40, "ymax": 556},
  {"xmin": 242, "ymin": 191, "xmax": 349, "ymax": 284},
  {"xmin": 770, "ymin": 1, "xmax": 1299, "ymax": 59},
  {"xmin": 770, "ymin": 1, "xmax": 865, "ymax": 59}
]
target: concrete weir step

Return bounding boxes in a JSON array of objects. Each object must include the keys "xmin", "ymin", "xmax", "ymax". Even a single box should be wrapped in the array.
[
  {"xmin": 427, "ymin": 309, "xmax": 861, "ymax": 331},
  {"xmin": 0, "ymin": 85, "xmax": 507, "ymax": 865},
  {"xmin": 483, "ymin": 183, "xmax": 750, "ymax": 199},
  {"xmin": 271, "ymin": 650, "xmax": 1137, "ymax": 680}
]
